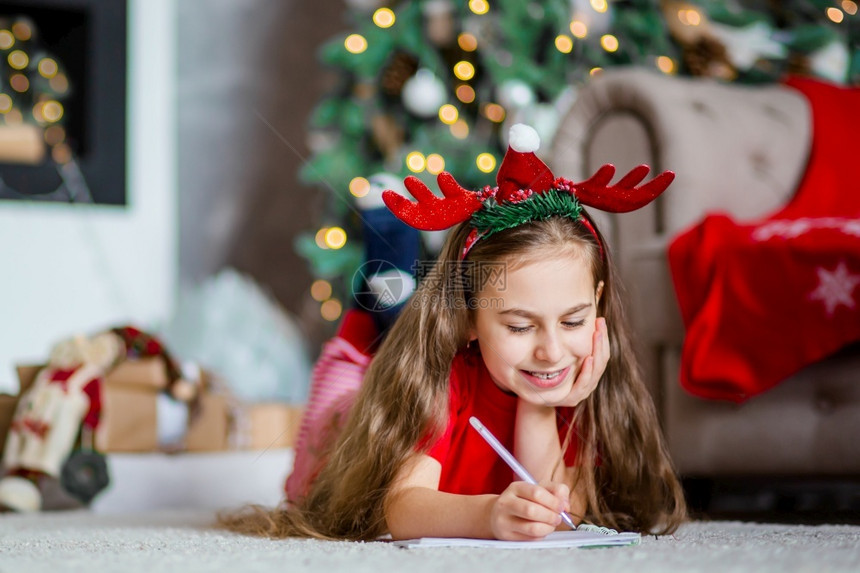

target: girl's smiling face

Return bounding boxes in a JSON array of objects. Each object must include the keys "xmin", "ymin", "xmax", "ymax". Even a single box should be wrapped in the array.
[{"xmin": 470, "ymin": 252, "xmax": 602, "ymax": 406}]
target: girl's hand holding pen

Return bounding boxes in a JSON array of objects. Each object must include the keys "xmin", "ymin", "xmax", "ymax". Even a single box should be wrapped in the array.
[{"xmin": 489, "ymin": 481, "xmax": 572, "ymax": 541}]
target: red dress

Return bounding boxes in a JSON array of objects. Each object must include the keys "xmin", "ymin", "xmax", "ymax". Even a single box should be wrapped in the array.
[{"xmin": 428, "ymin": 347, "xmax": 578, "ymax": 495}]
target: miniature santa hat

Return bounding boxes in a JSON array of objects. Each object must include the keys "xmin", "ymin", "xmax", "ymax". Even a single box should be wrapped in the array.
[{"xmin": 495, "ymin": 124, "xmax": 556, "ymax": 202}]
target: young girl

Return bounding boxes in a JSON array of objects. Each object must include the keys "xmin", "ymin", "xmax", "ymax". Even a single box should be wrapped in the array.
[{"xmin": 222, "ymin": 124, "xmax": 687, "ymax": 540}]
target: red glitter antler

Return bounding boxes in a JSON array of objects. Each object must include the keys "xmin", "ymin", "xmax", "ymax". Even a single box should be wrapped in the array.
[
  {"xmin": 382, "ymin": 172, "xmax": 483, "ymax": 231},
  {"xmin": 572, "ymin": 164, "xmax": 675, "ymax": 213}
]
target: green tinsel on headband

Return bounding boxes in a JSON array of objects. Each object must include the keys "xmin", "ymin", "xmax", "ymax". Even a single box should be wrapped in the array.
[{"xmin": 469, "ymin": 188, "xmax": 583, "ymax": 238}]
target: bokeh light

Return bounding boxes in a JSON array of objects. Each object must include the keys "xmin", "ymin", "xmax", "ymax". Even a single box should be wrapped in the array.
[
  {"xmin": 451, "ymin": 120, "xmax": 469, "ymax": 139},
  {"xmin": 38, "ymin": 58, "xmax": 58, "ymax": 78},
  {"xmin": 349, "ymin": 176, "xmax": 370, "ymax": 198},
  {"xmin": 0, "ymin": 30, "xmax": 14, "ymax": 50},
  {"xmin": 406, "ymin": 151, "xmax": 426, "ymax": 172},
  {"xmin": 476, "ymin": 153, "xmax": 497, "ymax": 173},
  {"xmin": 483, "ymin": 103, "xmax": 505, "ymax": 123},
  {"xmin": 315, "ymin": 228, "xmax": 330, "ymax": 249},
  {"xmin": 324, "ymin": 227, "xmax": 347, "ymax": 249},
  {"xmin": 458, "ymin": 33, "xmax": 478, "ymax": 51},
  {"xmin": 456, "ymin": 84, "xmax": 475, "ymax": 104},
  {"xmin": 469, "ymin": 0, "xmax": 489, "ymax": 15},
  {"xmin": 310, "ymin": 279, "xmax": 332, "ymax": 302},
  {"xmin": 601, "ymin": 34, "xmax": 619, "ymax": 52},
  {"xmin": 8, "ymin": 50, "xmax": 28, "ymax": 70},
  {"xmin": 426, "ymin": 153, "xmax": 445, "ymax": 175},
  {"xmin": 555, "ymin": 35, "xmax": 573, "ymax": 54},
  {"xmin": 373, "ymin": 8, "xmax": 396, "ymax": 28},
  {"xmin": 454, "ymin": 61, "xmax": 475, "ymax": 81},
  {"xmin": 656, "ymin": 56, "xmax": 675, "ymax": 74},
  {"xmin": 344, "ymin": 34, "xmax": 368, "ymax": 54},
  {"xmin": 439, "ymin": 104, "xmax": 459, "ymax": 124},
  {"xmin": 321, "ymin": 299, "xmax": 343, "ymax": 321},
  {"xmin": 570, "ymin": 20, "xmax": 588, "ymax": 39},
  {"xmin": 826, "ymin": 7, "xmax": 844, "ymax": 22},
  {"xmin": 590, "ymin": 0, "xmax": 607, "ymax": 13}
]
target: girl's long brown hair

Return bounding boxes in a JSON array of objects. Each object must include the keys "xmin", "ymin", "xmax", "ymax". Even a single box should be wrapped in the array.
[{"xmin": 219, "ymin": 213, "xmax": 686, "ymax": 539}]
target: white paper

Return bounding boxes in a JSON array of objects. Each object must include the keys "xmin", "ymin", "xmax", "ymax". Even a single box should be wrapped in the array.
[{"xmin": 392, "ymin": 529, "xmax": 641, "ymax": 549}]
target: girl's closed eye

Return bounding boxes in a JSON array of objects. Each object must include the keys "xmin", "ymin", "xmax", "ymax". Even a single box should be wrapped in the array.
[{"xmin": 507, "ymin": 319, "xmax": 585, "ymax": 333}]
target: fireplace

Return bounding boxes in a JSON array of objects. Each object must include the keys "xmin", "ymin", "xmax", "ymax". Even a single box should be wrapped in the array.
[{"xmin": 0, "ymin": 0, "xmax": 126, "ymax": 205}]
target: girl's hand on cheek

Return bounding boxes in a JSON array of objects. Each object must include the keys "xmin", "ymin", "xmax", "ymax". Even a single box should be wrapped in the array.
[
  {"xmin": 556, "ymin": 317, "xmax": 610, "ymax": 407},
  {"xmin": 489, "ymin": 481, "xmax": 570, "ymax": 540}
]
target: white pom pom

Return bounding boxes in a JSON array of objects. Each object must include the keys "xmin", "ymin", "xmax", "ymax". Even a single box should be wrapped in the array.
[{"xmin": 508, "ymin": 124, "xmax": 540, "ymax": 153}]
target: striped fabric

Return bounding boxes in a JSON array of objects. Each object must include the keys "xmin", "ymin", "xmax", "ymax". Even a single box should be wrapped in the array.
[{"xmin": 284, "ymin": 335, "xmax": 371, "ymax": 503}]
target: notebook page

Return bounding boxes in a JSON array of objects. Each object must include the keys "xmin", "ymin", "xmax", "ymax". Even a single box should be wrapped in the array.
[{"xmin": 392, "ymin": 529, "xmax": 641, "ymax": 549}]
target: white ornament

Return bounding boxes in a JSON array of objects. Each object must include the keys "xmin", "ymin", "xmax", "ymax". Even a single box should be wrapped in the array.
[
  {"xmin": 402, "ymin": 69, "xmax": 447, "ymax": 118},
  {"xmin": 497, "ymin": 80, "xmax": 536, "ymax": 110},
  {"xmin": 808, "ymin": 261, "xmax": 860, "ymax": 317},
  {"xmin": 808, "ymin": 40, "xmax": 850, "ymax": 84},
  {"xmin": 709, "ymin": 21, "xmax": 786, "ymax": 70},
  {"xmin": 354, "ymin": 172, "xmax": 404, "ymax": 211}
]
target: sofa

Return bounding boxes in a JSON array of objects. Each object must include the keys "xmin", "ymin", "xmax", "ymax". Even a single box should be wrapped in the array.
[{"xmin": 549, "ymin": 67, "xmax": 860, "ymax": 480}]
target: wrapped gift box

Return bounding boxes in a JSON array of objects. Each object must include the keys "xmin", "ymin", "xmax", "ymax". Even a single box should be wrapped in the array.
[
  {"xmin": 184, "ymin": 391, "xmax": 232, "ymax": 452},
  {"xmin": 4, "ymin": 360, "xmax": 168, "ymax": 455},
  {"xmin": 185, "ymin": 398, "xmax": 304, "ymax": 452},
  {"xmin": 2, "ymin": 361, "xmax": 305, "ymax": 457},
  {"xmin": 234, "ymin": 403, "xmax": 304, "ymax": 451},
  {"xmin": 96, "ymin": 357, "xmax": 169, "ymax": 452}
]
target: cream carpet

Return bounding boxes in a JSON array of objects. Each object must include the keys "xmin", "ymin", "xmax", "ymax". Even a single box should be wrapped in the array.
[{"xmin": 1, "ymin": 510, "xmax": 859, "ymax": 572}]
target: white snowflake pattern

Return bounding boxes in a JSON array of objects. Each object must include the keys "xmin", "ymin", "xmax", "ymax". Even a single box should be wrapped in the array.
[
  {"xmin": 808, "ymin": 261, "xmax": 860, "ymax": 317},
  {"xmin": 752, "ymin": 218, "xmax": 860, "ymax": 241}
]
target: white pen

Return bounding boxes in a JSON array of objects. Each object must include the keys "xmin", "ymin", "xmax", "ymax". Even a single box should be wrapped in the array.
[{"xmin": 469, "ymin": 415, "xmax": 577, "ymax": 530}]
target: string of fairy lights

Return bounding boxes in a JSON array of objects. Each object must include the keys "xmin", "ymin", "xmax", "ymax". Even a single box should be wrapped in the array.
[
  {"xmin": 305, "ymin": 0, "xmax": 857, "ymax": 323},
  {"xmin": 0, "ymin": 16, "xmax": 72, "ymax": 165}
]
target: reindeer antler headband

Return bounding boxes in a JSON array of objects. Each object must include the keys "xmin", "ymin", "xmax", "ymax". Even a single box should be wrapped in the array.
[{"xmin": 382, "ymin": 124, "xmax": 675, "ymax": 259}]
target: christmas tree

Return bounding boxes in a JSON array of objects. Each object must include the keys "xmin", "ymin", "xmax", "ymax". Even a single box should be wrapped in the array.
[{"xmin": 297, "ymin": 0, "xmax": 859, "ymax": 325}]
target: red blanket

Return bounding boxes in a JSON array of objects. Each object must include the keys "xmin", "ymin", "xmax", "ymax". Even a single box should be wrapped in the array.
[{"xmin": 668, "ymin": 77, "xmax": 860, "ymax": 403}]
